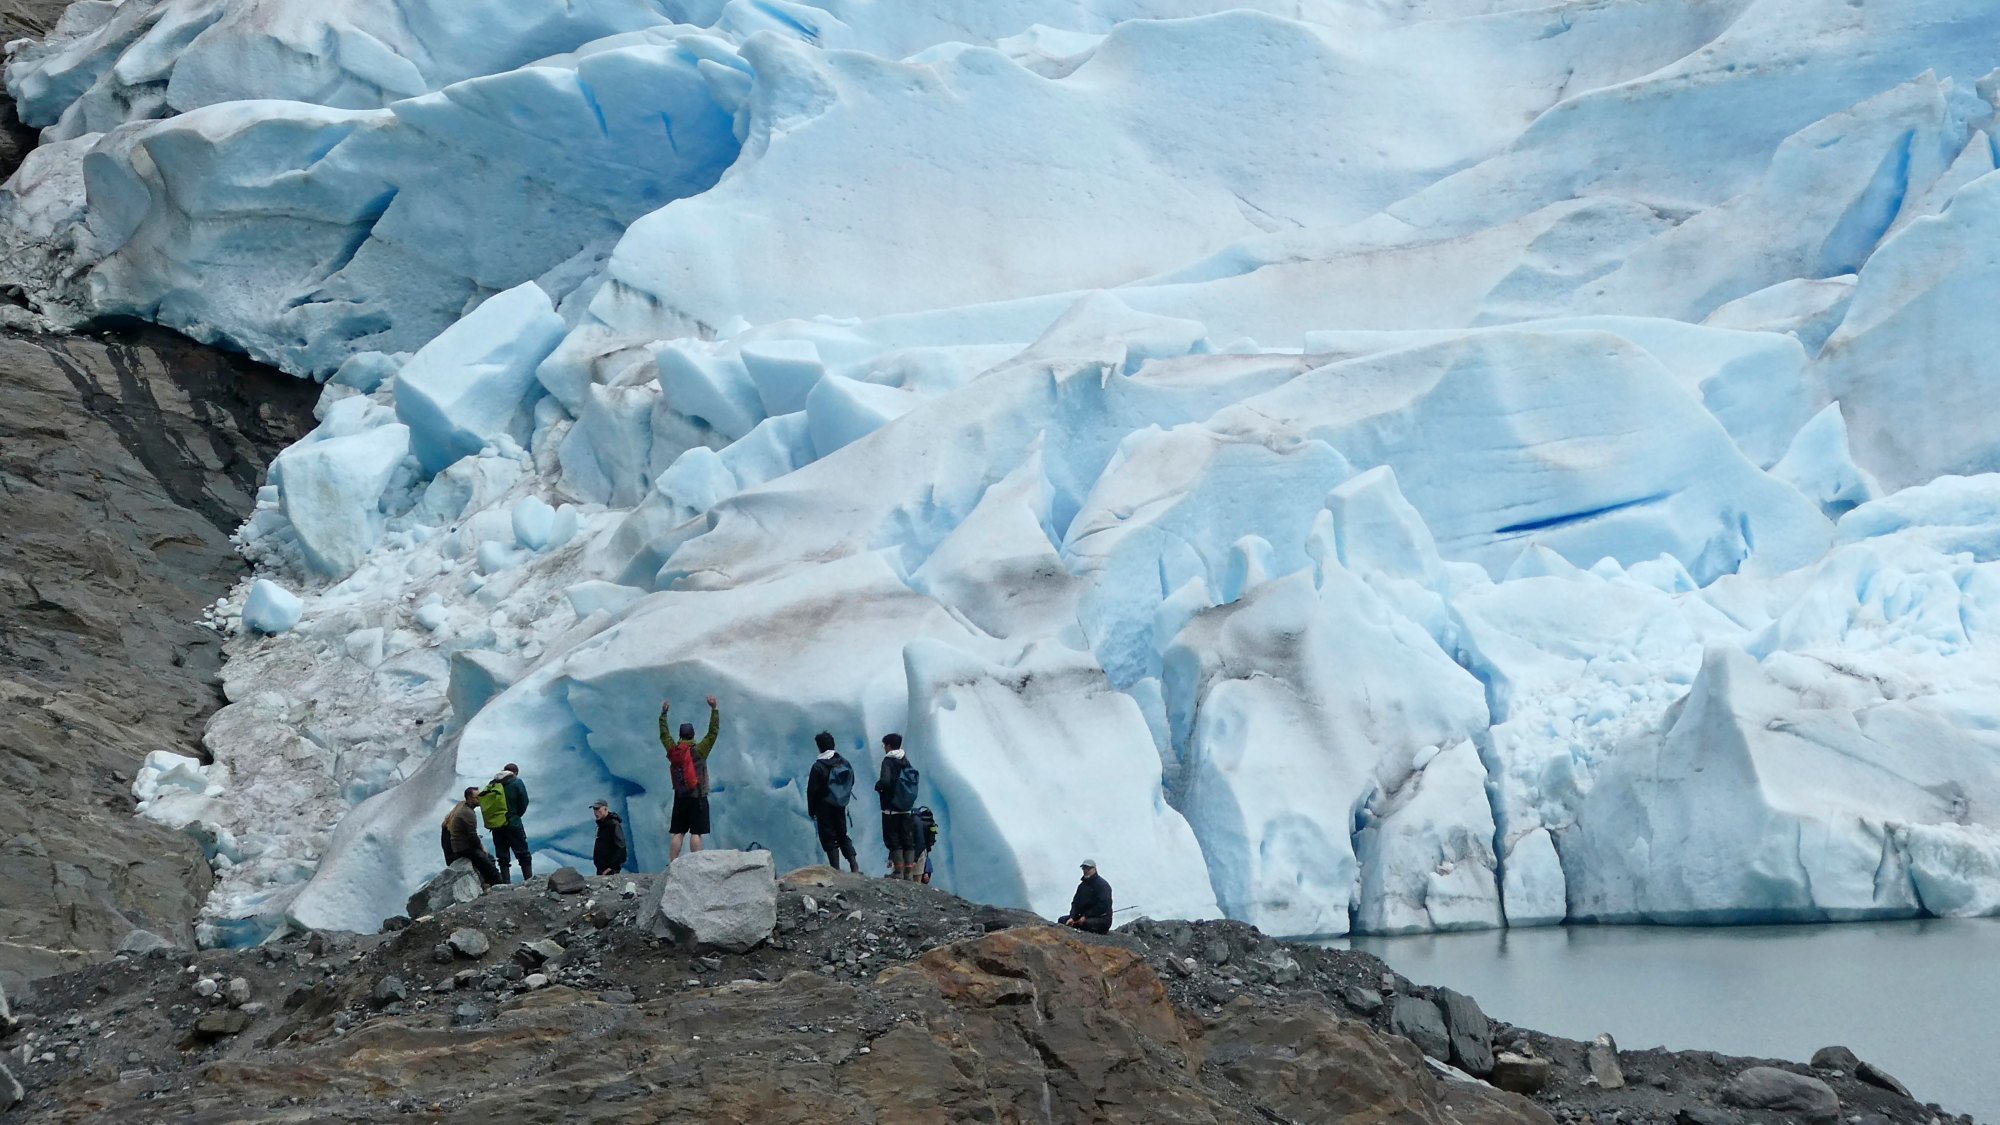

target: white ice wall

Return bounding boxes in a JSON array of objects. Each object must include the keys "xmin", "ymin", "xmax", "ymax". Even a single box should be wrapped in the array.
[{"xmin": 6, "ymin": 0, "xmax": 1993, "ymax": 941}]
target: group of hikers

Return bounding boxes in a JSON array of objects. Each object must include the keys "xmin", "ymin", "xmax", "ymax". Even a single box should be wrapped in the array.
[{"xmin": 437, "ymin": 694, "xmax": 1114, "ymax": 932}]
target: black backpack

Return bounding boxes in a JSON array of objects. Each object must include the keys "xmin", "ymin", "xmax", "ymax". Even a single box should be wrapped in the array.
[
  {"xmin": 824, "ymin": 757, "xmax": 855, "ymax": 807},
  {"xmin": 915, "ymin": 806, "xmax": 938, "ymax": 852}
]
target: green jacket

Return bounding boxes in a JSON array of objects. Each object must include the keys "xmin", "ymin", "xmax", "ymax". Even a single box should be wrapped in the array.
[
  {"xmin": 661, "ymin": 706, "xmax": 720, "ymax": 796},
  {"xmin": 500, "ymin": 774, "xmax": 529, "ymax": 821}
]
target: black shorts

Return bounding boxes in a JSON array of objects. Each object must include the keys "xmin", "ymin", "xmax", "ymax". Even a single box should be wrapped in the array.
[{"xmin": 670, "ymin": 793, "xmax": 711, "ymax": 835}]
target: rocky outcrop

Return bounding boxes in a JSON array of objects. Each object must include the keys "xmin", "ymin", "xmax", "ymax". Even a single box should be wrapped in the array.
[
  {"xmin": 0, "ymin": 872, "xmax": 1958, "ymax": 1124},
  {"xmin": 0, "ymin": 327, "xmax": 314, "ymax": 984}
]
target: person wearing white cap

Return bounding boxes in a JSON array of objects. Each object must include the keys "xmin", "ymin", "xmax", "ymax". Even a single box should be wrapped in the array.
[{"xmin": 1059, "ymin": 859, "xmax": 1113, "ymax": 934}]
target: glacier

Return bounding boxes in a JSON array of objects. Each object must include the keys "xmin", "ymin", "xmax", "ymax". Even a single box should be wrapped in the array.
[{"xmin": 17, "ymin": 0, "xmax": 2000, "ymax": 942}]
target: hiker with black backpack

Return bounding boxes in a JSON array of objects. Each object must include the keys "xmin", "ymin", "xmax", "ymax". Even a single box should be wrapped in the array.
[
  {"xmin": 914, "ymin": 805, "xmax": 939, "ymax": 884},
  {"xmin": 875, "ymin": 733, "xmax": 922, "ymax": 881},
  {"xmin": 661, "ymin": 694, "xmax": 721, "ymax": 862},
  {"xmin": 805, "ymin": 731, "xmax": 862, "ymax": 873}
]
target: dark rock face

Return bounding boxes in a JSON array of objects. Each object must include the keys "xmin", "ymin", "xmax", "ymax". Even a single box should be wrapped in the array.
[
  {"xmin": 1389, "ymin": 994, "xmax": 1452, "ymax": 1062},
  {"xmin": 0, "ymin": 327, "xmax": 314, "ymax": 984},
  {"xmin": 0, "ymin": 0, "xmax": 68, "ymax": 179},
  {"xmin": 1437, "ymin": 986, "xmax": 1495, "ymax": 1075},
  {"xmin": 1857, "ymin": 1061, "xmax": 1911, "ymax": 1098}
]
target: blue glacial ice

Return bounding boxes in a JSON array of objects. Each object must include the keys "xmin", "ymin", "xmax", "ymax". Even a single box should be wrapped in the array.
[{"xmin": 10, "ymin": 0, "xmax": 2000, "ymax": 942}]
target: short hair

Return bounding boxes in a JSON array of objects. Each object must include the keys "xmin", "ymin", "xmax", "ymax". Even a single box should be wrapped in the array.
[
  {"xmin": 679, "ymin": 722, "xmax": 696, "ymax": 740},
  {"xmin": 463, "ymin": 787, "xmax": 479, "ymax": 800},
  {"xmin": 503, "ymin": 763, "xmax": 519, "ymax": 775},
  {"xmin": 814, "ymin": 731, "xmax": 835, "ymax": 752},
  {"xmin": 882, "ymin": 733, "xmax": 903, "ymax": 750}
]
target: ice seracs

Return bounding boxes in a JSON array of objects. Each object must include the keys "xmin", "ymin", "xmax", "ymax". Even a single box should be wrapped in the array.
[{"xmin": 10, "ymin": 0, "xmax": 2000, "ymax": 942}]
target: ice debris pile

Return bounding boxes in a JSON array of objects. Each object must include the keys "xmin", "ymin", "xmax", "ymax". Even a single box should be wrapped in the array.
[{"xmin": 10, "ymin": 0, "xmax": 2000, "ymax": 942}]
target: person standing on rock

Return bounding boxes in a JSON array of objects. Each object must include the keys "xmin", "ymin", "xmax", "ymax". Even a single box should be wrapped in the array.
[
  {"xmin": 491, "ymin": 764, "xmax": 533, "ymax": 883},
  {"xmin": 875, "ymin": 733, "xmax": 922, "ymax": 880},
  {"xmin": 806, "ymin": 731, "xmax": 862, "ymax": 873},
  {"xmin": 443, "ymin": 786, "xmax": 502, "ymax": 887},
  {"xmin": 1059, "ymin": 860, "xmax": 1113, "ymax": 934},
  {"xmin": 662, "ymin": 694, "xmax": 721, "ymax": 862},
  {"xmin": 591, "ymin": 799, "xmax": 628, "ymax": 876}
]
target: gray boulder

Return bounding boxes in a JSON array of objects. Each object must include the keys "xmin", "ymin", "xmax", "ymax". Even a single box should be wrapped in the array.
[
  {"xmin": 1435, "ymin": 988, "xmax": 1493, "ymax": 1076},
  {"xmin": 638, "ymin": 849, "xmax": 777, "ymax": 953},
  {"xmin": 547, "ymin": 867, "xmax": 587, "ymax": 895},
  {"xmin": 1, "ymin": 1059, "xmax": 19, "ymax": 1111},
  {"xmin": 1387, "ymin": 996, "xmax": 1451, "ymax": 1062},
  {"xmin": 1489, "ymin": 1051, "xmax": 1551, "ymax": 1095},
  {"xmin": 371, "ymin": 976, "xmax": 408, "ymax": 1007},
  {"xmin": 1855, "ymin": 1060, "xmax": 1910, "ymax": 1098},
  {"xmin": 514, "ymin": 939, "xmax": 565, "ymax": 970},
  {"xmin": 1810, "ymin": 1045, "xmax": 1860, "ymax": 1072},
  {"xmin": 1587, "ymin": 1032, "xmax": 1626, "ymax": 1089},
  {"xmin": 406, "ymin": 861, "xmax": 483, "ymax": 919},
  {"xmin": 1721, "ymin": 1067, "xmax": 1839, "ymax": 1120},
  {"xmin": 1341, "ymin": 986, "xmax": 1383, "ymax": 1015},
  {"xmin": 447, "ymin": 929, "xmax": 490, "ymax": 959}
]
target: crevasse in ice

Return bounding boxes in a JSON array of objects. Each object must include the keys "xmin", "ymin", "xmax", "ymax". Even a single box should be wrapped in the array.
[{"xmin": 12, "ymin": 0, "xmax": 2000, "ymax": 940}]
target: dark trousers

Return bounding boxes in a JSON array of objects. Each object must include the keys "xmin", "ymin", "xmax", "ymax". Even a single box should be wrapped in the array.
[
  {"xmin": 1072, "ymin": 916, "xmax": 1110, "ymax": 935},
  {"xmin": 491, "ymin": 823, "xmax": 532, "ymax": 880},
  {"xmin": 881, "ymin": 811, "xmax": 920, "ymax": 851},
  {"xmin": 814, "ymin": 808, "xmax": 858, "ymax": 870},
  {"xmin": 445, "ymin": 842, "xmax": 502, "ymax": 887}
]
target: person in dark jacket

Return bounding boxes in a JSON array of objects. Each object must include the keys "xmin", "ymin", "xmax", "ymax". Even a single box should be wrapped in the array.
[
  {"xmin": 806, "ymin": 731, "xmax": 861, "ymax": 873},
  {"xmin": 1059, "ymin": 860, "xmax": 1112, "ymax": 934},
  {"xmin": 874, "ymin": 733, "xmax": 919, "ymax": 880},
  {"xmin": 661, "ymin": 695, "xmax": 721, "ymax": 862},
  {"xmin": 590, "ymin": 799, "xmax": 628, "ymax": 876},
  {"xmin": 443, "ymin": 787, "xmax": 501, "ymax": 887},
  {"xmin": 492, "ymin": 764, "xmax": 533, "ymax": 882}
]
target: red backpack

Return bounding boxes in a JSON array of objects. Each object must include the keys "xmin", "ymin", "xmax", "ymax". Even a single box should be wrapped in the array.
[{"xmin": 668, "ymin": 741, "xmax": 702, "ymax": 796}]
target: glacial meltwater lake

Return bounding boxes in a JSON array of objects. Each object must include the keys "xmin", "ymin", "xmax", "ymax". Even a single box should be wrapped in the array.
[{"xmin": 1343, "ymin": 919, "xmax": 2000, "ymax": 1122}]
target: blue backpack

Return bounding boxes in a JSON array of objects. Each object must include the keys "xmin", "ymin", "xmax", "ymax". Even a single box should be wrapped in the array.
[
  {"xmin": 824, "ymin": 758, "xmax": 855, "ymax": 807},
  {"xmin": 889, "ymin": 760, "xmax": 920, "ymax": 813}
]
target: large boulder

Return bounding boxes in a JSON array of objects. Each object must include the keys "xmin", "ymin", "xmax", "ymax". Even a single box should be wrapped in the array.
[
  {"xmin": 1586, "ymin": 1032, "xmax": 1625, "ymax": 1089},
  {"xmin": 1856, "ymin": 1061, "xmax": 1911, "ymax": 1098},
  {"xmin": 1721, "ymin": 1067, "xmax": 1839, "ymax": 1120},
  {"xmin": 1387, "ymin": 996, "xmax": 1451, "ymax": 1063},
  {"xmin": 405, "ymin": 861, "xmax": 483, "ymax": 920},
  {"xmin": 637, "ymin": 850, "xmax": 777, "ymax": 953},
  {"xmin": 1435, "ymin": 988, "xmax": 1494, "ymax": 1076}
]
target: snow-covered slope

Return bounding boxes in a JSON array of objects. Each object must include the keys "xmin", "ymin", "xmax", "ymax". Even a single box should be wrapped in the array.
[{"xmin": 16, "ymin": 0, "xmax": 2000, "ymax": 940}]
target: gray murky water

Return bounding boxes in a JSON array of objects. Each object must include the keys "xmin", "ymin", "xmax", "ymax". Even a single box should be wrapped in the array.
[{"xmin": 1343, "ymin": 919, "xmax": 2000, "ymax": 1122}]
